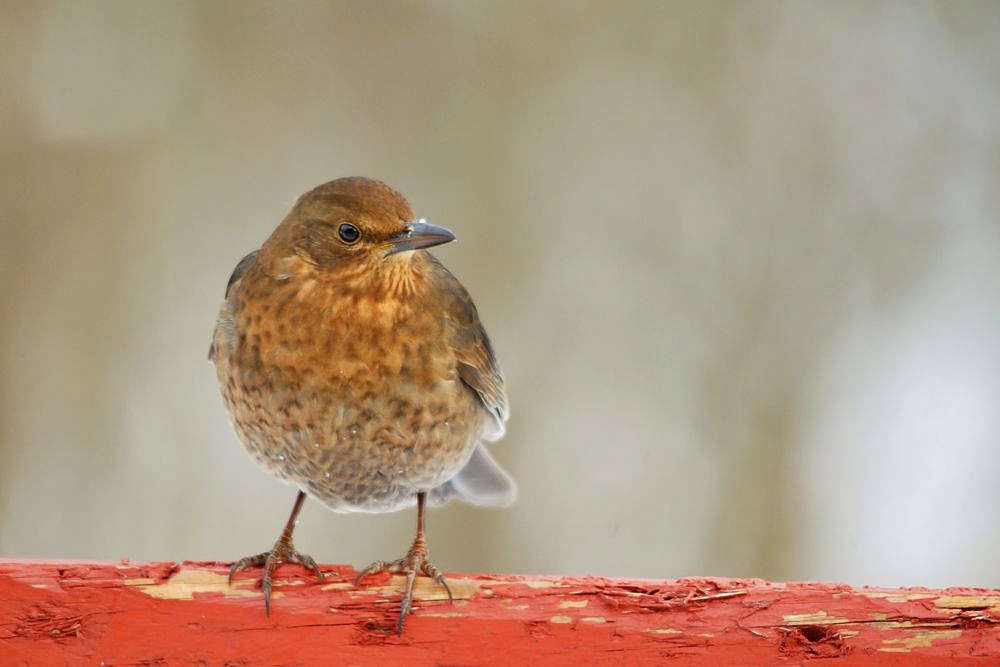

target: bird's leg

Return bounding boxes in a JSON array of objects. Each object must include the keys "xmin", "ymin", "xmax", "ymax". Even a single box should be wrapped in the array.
[
  {"xmin": 355, "ymin": 492, "xmax": 453, "ymax": 634},
  {"xmin": 228, "ymin": 490, "xmax": 323, "ymax": 615}
]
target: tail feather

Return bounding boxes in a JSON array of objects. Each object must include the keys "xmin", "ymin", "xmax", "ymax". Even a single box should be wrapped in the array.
[{"xmin": 428, "ymin": 444, "xmax": 517, "ymax": 508}]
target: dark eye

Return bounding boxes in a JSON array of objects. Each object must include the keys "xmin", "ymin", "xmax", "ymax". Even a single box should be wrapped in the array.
[{"xmin": 338, "ymin": 223, "xmax": 360, "ymax": 244}]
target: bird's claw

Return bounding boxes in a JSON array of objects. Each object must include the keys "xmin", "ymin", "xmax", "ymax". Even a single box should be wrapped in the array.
[
  {"xmin": 356, "ymin": 538, "xmax": 452, "ymax": 634},
  {"xmin": 229, "ymin": 539, "xmax": 324, "ymax": 615}
]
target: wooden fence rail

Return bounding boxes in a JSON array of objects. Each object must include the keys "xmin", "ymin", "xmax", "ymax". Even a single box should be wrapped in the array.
[{"xmin": 2, "ymin": 559, "xmax": 999, "ymax": 665}]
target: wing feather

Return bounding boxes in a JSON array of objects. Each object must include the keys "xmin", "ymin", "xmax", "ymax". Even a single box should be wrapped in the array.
[
  {"xmin": 429, "ymin": 254, "xmax": 509, "ymax": 440},
  {"xmin": 208, "ymin": 250, "xmax": 260, "ymax": 361}
]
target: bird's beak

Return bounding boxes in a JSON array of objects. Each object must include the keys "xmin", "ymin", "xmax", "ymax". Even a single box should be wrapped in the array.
[{"xmin": 384, "ymin": 219, "xmax": 456, "ymax": 256}]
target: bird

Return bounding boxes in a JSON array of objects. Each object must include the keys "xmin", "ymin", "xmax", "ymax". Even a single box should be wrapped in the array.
[{"xmin": 209, "ymin": 176, "xmax": 515, "ymax": 634}]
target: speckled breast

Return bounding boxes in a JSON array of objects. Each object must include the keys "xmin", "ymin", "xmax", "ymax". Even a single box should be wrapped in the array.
[{"xmin": 213, "ymin": 265, "xmax": 484, "ymax": 513}]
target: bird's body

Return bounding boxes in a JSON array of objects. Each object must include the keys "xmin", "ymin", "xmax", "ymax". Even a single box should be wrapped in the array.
[
  {"xmin": 214, "ymin": 247, "xmax": 499, "ymax": 512},
  {"xmin": 210, "ymin": 177, "xmax": 513, "ymax": 632}
]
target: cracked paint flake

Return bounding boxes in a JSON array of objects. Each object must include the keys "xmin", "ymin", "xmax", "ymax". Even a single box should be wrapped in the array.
[
  {"xmin": 136, "ymin": 569, "xmax": 259, "ymax": 601},
  {"xmin": 783, "ymin": 611, "xmax": 851, "ymax": 626},
  {"xmin": 880, "ymin": 629, "xmax": 963, "ymax": 652},
  {"xmin": 935, "ymin": 595, "xmax": 1000, "ymax": 609},
  {"xmin": 559, "ymin": 600, "xmax": 588, "ymax": 609}
]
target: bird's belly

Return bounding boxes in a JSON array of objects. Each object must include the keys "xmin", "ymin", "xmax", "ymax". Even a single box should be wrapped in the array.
[{"xmin": 222, "ymin": 364, "xmax": 483, "ymax": 513}]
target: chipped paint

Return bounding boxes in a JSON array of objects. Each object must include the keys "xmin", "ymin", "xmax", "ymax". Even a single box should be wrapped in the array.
[
  {"xmin": 558, "ymin": 600, "xmax": 588, "ymax": 609},
  {"xmin": 860, "ymin": 591, "xmax": 939, "ymax": 603},
  {"xmin": 521, "ymin": 580, "xmax": 565, "ymax": 589},
  {"xmin": 935, "ymin": 595, "xmax": 1000, "ymax": 609},
  {"xmin": 320, "ymin": 582, "xmax": 355, "ymax": 591},
  {"xmin": 137, "ymin": 568, "xmax": 258, "ymax": 600},
  {"xmin": 377, "ymin": 575, "xmax": 482, "ymax": 601},
  {"xmin": 879, "ymin": 629, "xmax": 963, "ymax": 652},
  {"xmin": 3, "ymin": 561, "xmax": 1000, "ymax": 664},
  {"xmin": 783, "ymin": 611, "xmax": 850, "ymax": 626}
]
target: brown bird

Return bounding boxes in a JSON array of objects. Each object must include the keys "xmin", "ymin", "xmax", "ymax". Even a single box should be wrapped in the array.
[{"xmin": 209, "ymin": 176, "xmax": 514, "ymax": 634}]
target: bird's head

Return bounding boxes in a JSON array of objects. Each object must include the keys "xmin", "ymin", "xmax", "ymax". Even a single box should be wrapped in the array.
[{"xmin": 265, "ymin": 177, "xmax": 455, "ymax": 270}]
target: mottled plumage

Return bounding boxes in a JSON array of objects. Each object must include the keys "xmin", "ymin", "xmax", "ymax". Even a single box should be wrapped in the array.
[{"xmin": 211, "ymin": 177, "xmax": 514, "ymax": 633}]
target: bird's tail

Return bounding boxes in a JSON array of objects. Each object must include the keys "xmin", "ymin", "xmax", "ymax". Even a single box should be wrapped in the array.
[{"xmin": 428, "ymin": 444, "xmax": 517, "ymax": 508}]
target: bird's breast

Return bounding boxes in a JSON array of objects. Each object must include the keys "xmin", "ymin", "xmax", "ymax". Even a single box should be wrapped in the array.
[
  {"xmin": 212, "ymin": 258, "xmax": 488, "ymax": 512},
  {"xmin": 257, "ymin": 277, "xmax": 453, "ymax": 389},
  {"xmin": 218, "ymin": 269, "xmax": 479, "ymax": 449}
]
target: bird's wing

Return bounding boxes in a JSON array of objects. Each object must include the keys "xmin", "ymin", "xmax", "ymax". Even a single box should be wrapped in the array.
[
  {"xmin": 430, "ymin": 255, "xmax": 509, "ymax": 441},
  {"xmin": 454, "ymin": 310, "xmax": 508, "ymax": 440},
  {"xmin": 208, "ymin": 250, "xmax": 260, "ymax": 360},
  {"xmin": 457, "ymin": 354, "xmax": 507, "ymax": 440}
]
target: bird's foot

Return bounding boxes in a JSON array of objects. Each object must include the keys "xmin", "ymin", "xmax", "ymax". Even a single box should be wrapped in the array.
[
  {"xmin": 228, "ymin": 537, "xmax": 323, "ymax": 615},
  {"xmin": 355, "ymin": 534, "xmax": 453, "ymax": 635}
]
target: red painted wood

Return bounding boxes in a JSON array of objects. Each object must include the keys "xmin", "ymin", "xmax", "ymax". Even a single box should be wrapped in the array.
[{"xmin": 1, "ymin": 560, "xmax": 999, "ymax": 665}]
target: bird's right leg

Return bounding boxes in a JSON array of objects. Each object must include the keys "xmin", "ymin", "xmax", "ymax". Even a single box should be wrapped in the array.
[
  {"xmin": 228, "ymin": 490, "xmax": 323, "ymax": 614},
  {"xmin": 355, "ymin": 492, "xmax": 453, "ymax": 634}
]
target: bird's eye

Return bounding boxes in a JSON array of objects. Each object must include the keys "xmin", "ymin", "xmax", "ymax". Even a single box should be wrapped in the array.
[{"xmin": 338, "ymin": 223, "xmax": 361, "ymax": 244}]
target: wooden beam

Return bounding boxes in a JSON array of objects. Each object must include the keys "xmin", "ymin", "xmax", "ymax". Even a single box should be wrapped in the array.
[{"xmin": 2, "ymin": 560, "xmax": 999, "ymax": 665}]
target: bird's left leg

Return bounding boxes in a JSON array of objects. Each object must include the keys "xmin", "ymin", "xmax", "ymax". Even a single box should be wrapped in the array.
[{"xmin": 355, "ymin": 492, "xmax": 453, "ymax": 634}]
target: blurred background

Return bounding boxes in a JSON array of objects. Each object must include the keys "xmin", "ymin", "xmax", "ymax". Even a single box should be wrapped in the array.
[{"xmin": 2, "ymin": 1, "xmax": 999, "ymax": 590}]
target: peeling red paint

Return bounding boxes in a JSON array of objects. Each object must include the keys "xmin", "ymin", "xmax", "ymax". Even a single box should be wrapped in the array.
[{"xmin": 1, "ymin": 560, "xmax": 999, "ymax": 665}]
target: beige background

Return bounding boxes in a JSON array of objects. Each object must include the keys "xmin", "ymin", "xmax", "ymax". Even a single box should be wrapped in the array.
[{"xmin": 2, "ymin": 1, "xmax": 999, "ymax": 589}]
